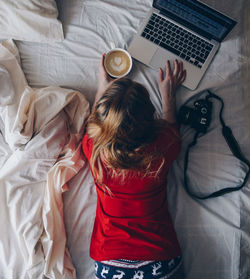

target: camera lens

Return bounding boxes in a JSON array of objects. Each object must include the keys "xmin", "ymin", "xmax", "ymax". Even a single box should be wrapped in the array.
[{"xmin": 201, "ymin": 107, "xmax": 208, "ymax": 114}]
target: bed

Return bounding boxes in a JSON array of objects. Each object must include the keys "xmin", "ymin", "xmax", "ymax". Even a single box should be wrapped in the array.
[{"xmin": 0, "ymin": 0, "xmax": 249, "ymax": 278}]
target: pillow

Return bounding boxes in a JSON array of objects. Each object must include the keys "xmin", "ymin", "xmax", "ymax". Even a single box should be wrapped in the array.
[{"xmin": 0, "ymin": 0, "xmax": 64, "ymax": 43}]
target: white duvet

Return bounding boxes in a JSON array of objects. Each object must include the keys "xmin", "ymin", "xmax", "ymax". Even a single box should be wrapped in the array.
[{"xmin": 0, "ymin": 40, "xmax": 89, "ymax": 278}]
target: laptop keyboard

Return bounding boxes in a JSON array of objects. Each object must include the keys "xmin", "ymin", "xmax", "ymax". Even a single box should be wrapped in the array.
[{"xmin": 141, "ymin": 13, "xmax": 214, "ymax": 68}]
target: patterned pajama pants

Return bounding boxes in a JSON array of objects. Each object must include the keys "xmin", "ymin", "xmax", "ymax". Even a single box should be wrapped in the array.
[{"xmin": 95, "ymin": 256, "xmax": 183, "ymax": 279}]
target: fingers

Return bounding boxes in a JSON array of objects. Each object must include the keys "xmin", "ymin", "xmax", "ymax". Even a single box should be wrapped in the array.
[
  {"xmin": 173, "ymin": 59, "xmax": 179, "ymax": 76},
  {"xmin": 158, "ymin": 59, "xmax": 186, "ymax": 92},
  {"xmin": 158, "ymin": 61, "xmax": 172, "ymax": 83},
  {"xmin": 177, "ymin": 61, "xmax": 186, "ymax": 82},
  {"xmin": 179, "ymin": 60, "xmax": 183, "ymax": 75},
  {"xmin": 166, "ymin": 60, "xmax": 172, "ymax": 78},
  {"xmin": 180, "ymin": 69, "xmax": 187, "ymax": 83},
  {"xmin": 158, "ymin": 67, "xmax": 164, "ymax": 83},
  {"xmin": 171, "ymin": 60, "xmax": 186, "ymax": 84},
  {"xmin": 160, "ymin": 60, "xmax": 185, "ymax": 80},
  {"xmin": 99, "ymin": 53, "xmax": 110, "ymax": 80},
  {"xmin": 100, "ymin": 53, "xmax": 106, "ymax": 68}
]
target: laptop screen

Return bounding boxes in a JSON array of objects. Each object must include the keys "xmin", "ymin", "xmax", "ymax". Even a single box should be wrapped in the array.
[{"xmin": 153, "ymin": 0, "xmax": 237, "ymax": 42}]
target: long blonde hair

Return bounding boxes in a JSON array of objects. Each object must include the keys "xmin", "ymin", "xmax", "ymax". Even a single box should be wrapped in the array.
[{"xmin": 87, "ymin": 78, "xmax": 171, "ymax": 186}]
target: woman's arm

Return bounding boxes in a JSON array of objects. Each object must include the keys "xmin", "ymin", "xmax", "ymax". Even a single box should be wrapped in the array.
[
  {"xmin": 158, "ymin": 60, "xmax": 186, "ymax": 124},
  {"xmin": 93, "ymin": 53, "xmax": 115, "ymax": 110}
]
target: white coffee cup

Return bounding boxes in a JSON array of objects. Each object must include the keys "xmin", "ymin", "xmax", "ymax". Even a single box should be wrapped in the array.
[{"xmin": 104, "ymin": 48, "xmax": 132, "ymax": 78}]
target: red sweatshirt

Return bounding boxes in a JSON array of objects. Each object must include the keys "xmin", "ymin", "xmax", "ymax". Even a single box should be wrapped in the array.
[{"xmin": 82, "ymin": 124, "xmax": 181, "ymax": 261}]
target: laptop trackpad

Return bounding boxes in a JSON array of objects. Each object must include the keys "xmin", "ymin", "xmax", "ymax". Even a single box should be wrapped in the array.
[{"xmin": 150, "ymin": 48, "xmax": 177, "ymax": 69}]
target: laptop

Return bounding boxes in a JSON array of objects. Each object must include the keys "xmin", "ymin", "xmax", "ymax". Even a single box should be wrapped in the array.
[{"xmin": 127, "ymin": 0, "xmax": 237, "ymax": 90}]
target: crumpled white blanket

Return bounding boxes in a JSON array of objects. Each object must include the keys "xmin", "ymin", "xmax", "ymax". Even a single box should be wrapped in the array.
[{"xmin": 0, "ymin": 39, "xmax": 89, "ymax": 279}]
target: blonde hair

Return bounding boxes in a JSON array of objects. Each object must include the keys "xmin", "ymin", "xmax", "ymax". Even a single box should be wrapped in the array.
[{"xmin": 87, "ymin": 78, "xmax": 172, "ymax": 187}]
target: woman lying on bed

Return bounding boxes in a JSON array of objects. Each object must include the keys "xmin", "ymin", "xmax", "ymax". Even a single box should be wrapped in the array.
[{"xmin": 82, "ymin": 54, "xmax": 186, "ymax": 279}]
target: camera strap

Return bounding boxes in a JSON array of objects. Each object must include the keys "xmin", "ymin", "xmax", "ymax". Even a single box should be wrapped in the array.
[{"xmin": 183, "ymin": 90, "xmax": 250, "ymax": 199}]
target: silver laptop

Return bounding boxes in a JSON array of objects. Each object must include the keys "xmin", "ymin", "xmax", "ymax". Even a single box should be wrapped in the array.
[{"xmin": 128, "ymin": 0, "xmax": 236, "ymax": 90}]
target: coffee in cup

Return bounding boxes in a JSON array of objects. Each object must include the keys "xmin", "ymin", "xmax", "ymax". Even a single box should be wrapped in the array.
[{"xmin": 104, "ymin": 48, "xmax": 132, "ymax": 78}]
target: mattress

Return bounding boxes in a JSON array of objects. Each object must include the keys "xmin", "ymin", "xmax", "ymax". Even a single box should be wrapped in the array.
[{"xmin": 0, "ymin": 0, "xmax": 249, "ymax": 278}]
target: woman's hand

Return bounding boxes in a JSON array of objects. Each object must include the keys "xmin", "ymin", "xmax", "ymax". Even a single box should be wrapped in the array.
[
  {"xmin": 94, "ymin": 54, "xmax": 115, "ymax": 107},
  {"xmin": 158, "ymin": 59, "xmax": 186, "ymax": 123}
]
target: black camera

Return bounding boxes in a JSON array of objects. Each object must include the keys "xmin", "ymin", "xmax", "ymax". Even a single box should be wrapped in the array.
[{"xmin": 178, "ymin": 99, "xmax": 212, "ymax": 134}]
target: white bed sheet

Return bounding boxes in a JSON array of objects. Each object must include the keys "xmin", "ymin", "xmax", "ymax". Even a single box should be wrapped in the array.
[{"xmin": 0, "ymin": 0, "xmax": 249, "ymax": 278}]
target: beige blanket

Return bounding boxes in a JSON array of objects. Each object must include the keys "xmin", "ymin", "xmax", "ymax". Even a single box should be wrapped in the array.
[{"xmin": 0, "ymin": 40, "xmax": 89, "ymax": 279}]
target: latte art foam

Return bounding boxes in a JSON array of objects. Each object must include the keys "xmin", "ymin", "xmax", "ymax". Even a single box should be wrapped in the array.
[
  {"xmin": 105, "ymin": 50, "xmax": 131, "ymax": 77},
  {"xmin": 110, "ymin": 57, "xmax": 126, "ymax": 72}
]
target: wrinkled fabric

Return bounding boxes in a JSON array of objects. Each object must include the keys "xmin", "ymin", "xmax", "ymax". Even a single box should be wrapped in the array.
[{"xmin": 0, "ymin": 39, "xmax": 89, "ymax": 278}]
